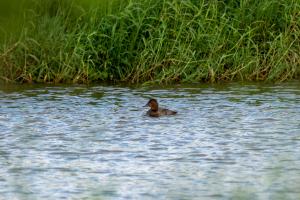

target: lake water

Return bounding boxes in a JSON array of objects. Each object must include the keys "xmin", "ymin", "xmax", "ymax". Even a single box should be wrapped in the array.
[{"xmin": 0, "ymin": 82, "xmax": 300, "ymax": 199}]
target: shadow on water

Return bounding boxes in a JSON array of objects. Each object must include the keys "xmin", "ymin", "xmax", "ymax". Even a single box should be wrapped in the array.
[{"xmin": 0, "ymin": 81, "xmax": 300, "ymax": 199}]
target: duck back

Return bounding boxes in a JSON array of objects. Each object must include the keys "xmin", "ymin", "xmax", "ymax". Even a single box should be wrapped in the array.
[
  {"xmin": 147, "ymin": 107, "xmax": 177, "ymax": 117},
  {"xmin": 160, "ymin": 108, "xmax": 177, "ymax": 115}
]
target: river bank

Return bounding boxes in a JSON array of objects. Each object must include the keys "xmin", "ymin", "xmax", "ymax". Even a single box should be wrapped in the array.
[{"xmin": 1, "ymin": 0, "xmax": 299, "ymax": 84}]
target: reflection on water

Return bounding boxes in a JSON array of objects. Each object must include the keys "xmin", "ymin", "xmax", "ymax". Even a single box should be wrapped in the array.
[{"xmin": 0, "ymin": 82, "xmax": 300, "ymax": 199}]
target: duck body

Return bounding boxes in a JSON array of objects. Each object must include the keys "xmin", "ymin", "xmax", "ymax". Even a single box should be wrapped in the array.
[
  {"xmin": 146, "ymin": 107, "xmax": 177, "ymax": 117},
  {"xmin": 145, "ymin": 99, "xmax": 177, "ymax": 117}
]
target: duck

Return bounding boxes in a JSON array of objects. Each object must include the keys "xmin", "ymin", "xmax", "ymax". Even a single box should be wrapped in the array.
[{"xmin": 145, "ymin": 99, "xmax": 177, "ymax": 117}]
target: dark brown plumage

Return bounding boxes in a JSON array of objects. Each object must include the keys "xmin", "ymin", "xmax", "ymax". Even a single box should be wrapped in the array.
[{"xmin": 145, "ymin": 99, "xmax": 177, "ymax": 117}]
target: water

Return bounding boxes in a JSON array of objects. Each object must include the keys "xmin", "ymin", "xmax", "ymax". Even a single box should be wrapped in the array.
[{"xmin": 0, "ymin": 82, "xmax": 300, "ymax": 199}]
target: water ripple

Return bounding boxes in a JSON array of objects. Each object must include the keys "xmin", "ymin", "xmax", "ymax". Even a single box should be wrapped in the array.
[{"xmin": 0, "ymin": 82, "xmax": 300, "ymax": 199}]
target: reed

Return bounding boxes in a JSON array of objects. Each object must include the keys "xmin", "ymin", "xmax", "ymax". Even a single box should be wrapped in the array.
[{"xmin": 0, "ymin": 0, "xmax": 299, "ymax": 83}]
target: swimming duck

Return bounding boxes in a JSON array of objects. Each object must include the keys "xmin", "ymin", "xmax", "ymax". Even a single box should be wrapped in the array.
[{"xmin": 145, "ymin": 99, "xmax": 177, "ymax": 117}]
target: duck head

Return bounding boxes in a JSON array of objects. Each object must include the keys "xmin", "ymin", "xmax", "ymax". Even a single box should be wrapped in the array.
[{"xmin": 145, "ymin": 99, "xmax": 159, "ymax": 111}]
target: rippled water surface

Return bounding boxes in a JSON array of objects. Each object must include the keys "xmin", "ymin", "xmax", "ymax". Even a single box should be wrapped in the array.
[{"xmin": 0, "ymin": 82, "xmax": 300, "ymax": 199}]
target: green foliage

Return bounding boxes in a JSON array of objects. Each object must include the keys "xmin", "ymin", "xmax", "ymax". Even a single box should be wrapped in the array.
[{"xmin": 0, "ymin": 0, "xmax": 299, "ymax": 83}]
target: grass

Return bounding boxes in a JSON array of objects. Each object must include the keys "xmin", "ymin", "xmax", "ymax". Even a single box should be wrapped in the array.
[{"xmin": 0, "ymin": 0, "xmax": 300, "ymax": 84}]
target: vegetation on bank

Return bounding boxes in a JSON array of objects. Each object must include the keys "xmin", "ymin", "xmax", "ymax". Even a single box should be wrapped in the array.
[{"xmin": 0, "ymin": 0, "xmax": 299, "ymax": 84}]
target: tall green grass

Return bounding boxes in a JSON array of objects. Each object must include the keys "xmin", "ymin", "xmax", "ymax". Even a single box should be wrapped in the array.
[{"xmin": 0, "ymin": 0, "xmax": 299, "ymax": 83}]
